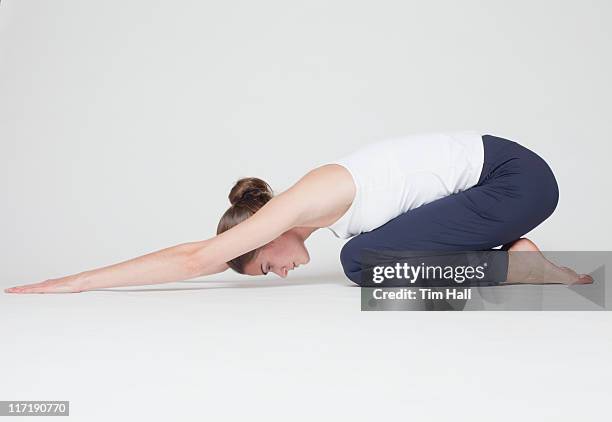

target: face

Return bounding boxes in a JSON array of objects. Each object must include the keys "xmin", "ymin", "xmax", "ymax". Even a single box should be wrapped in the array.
[{"xmin": 243, "ymin": 229, "xmax": 310, "ymax": 278}]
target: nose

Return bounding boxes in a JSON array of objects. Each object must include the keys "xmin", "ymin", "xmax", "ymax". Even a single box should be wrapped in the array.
[{"xmin": 274, "ymin": 267, "xmax": 288, "ymax": 278}]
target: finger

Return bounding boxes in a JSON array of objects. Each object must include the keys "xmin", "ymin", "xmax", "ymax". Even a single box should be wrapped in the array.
[
  {"xmin": 9, "ymin": 282, "xmax": 47, "ymax": 292},
  {"xmin": 5, "ymin": 286, "xmax": 29, "ymax": 293},
  {"xmin": 7, "ymin": 285, "xmax": 44, "ymax": 294},
  {"xmin": 15, "ymin": 288, "xmax": 37, "ymax": 294}
]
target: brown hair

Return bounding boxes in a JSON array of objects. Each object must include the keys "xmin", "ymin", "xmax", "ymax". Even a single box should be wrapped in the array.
[{"xmin": 216, "ymin": 177, "xmax": 274, "ymax": 273}]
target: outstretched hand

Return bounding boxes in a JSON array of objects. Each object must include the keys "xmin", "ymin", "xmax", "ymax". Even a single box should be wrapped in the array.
[{"xmin": 5, "ymin": 276, "xmax": 85, "ymax": 294}]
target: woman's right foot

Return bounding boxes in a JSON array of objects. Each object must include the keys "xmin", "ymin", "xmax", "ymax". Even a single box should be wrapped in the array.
[{"xmin": 504, "ymin": 238, "xmax": 593, "ymax": 285}]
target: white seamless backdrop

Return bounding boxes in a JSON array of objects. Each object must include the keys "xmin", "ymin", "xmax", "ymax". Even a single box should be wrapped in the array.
[{"xmin": 1, "ymin": 1, "xmax": 611, "ymax": 421}]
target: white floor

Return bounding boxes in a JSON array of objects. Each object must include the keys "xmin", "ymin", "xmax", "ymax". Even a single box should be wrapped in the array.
[{"xmin": 1, "ymin": 272, "xmax": 611, "ymax": 421}]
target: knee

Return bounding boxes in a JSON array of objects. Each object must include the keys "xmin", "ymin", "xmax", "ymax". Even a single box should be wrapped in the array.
[{"xmin": 339, "ymin": 239, "xmax": 364, "ymax": 286}]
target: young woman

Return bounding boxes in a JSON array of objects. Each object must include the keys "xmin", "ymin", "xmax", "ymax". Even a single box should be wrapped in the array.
[{"xmin": 5, "ymin": 132, "xmax": 592, "ymax": 294}]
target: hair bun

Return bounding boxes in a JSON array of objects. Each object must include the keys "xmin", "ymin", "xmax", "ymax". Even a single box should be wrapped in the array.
[{"xmin": 228, "ymin": 177, "xmax": 273, "ymax": 206}]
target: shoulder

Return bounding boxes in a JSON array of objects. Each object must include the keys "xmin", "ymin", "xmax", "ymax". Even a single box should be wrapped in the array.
[
  {"xmin": 291, "ymin": 164, "xmax": 355, "ymax": 200},
  {"xmin": 283, "ymin": 164, "xmax": 356, "ymax": 227}
]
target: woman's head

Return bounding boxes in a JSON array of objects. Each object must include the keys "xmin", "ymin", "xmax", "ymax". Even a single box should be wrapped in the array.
[{"xmin": 217, "ymin": 177, "xmax": 310, "ymax": 277}]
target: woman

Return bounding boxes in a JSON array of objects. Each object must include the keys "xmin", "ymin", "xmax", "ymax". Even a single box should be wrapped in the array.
[{"xmin": 5, "ymin": 131, "xmax": 592, "ymax": 293}]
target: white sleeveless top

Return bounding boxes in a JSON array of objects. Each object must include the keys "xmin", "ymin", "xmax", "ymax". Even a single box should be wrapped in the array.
[{"xmin": 325, "ymin": 131, "xmax": 485, "ymax": 239}]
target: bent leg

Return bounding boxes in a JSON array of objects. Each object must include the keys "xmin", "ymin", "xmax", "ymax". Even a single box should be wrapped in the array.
[{"xmin": 340, "ymin": 137, "xmax": 560, "ymax": 285}]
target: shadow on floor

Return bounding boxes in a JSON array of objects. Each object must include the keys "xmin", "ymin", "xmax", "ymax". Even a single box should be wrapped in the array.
[{"xmin": 92, "ymin": 272, "xmax": 353, "ymax": 292}]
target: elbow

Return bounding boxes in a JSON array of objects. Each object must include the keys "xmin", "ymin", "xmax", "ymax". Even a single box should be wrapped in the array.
[
  {"xmin": 184, "ymin": 250, "xmax": 208, "ymax": 279},
  {"xmin": 182, "ymin": 240, "xmax": 228, "ymax": 278}
]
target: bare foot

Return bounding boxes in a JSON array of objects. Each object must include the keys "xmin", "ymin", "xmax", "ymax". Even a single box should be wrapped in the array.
[
  {"xmin": 558, "ymin": 266, "xmax": 593, "ymax": 285},
  {"xmin": 503, "ymin": 238, "xmax": 593, "ymax": 285}
]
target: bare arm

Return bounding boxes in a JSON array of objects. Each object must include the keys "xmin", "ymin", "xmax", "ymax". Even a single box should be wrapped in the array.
[
  {"xmin": 5, "ymin": 240, "xmax": 230, "ymax": 293},
  {"xmin": 5, "ymin": 164, "xmax": 354, "ymax": 294}
]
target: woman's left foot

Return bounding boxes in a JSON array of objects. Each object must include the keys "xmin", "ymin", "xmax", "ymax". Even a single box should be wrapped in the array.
[{"xmin": 504, "ymin": 238, "xmax": 593, "ymax": 285}]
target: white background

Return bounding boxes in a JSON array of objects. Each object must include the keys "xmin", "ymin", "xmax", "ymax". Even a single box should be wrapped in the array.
[{"xmin": 1, "ymin": 1, "xmax": 611, "ymax": 421}]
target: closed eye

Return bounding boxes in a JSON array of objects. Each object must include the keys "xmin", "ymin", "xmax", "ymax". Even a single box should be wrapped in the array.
[{"xmin": 260, "ymin": 263, "xmax": 268, "ymax": 275}]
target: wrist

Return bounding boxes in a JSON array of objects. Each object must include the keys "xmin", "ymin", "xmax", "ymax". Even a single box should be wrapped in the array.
[{"xmin": 73, "ymin": 271, "xmax": 93, "ymax": 291}]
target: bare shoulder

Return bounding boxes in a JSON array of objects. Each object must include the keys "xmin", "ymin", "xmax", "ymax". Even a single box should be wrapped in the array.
[{"xmin": 285, "ymin": 163, "xmax": 356, "ymax": 227}]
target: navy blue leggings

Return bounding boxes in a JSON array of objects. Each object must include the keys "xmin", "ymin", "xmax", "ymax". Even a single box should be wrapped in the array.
[{"xmin": 339, "ymin": 134, "xmax": 559, "ymax": 285}]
